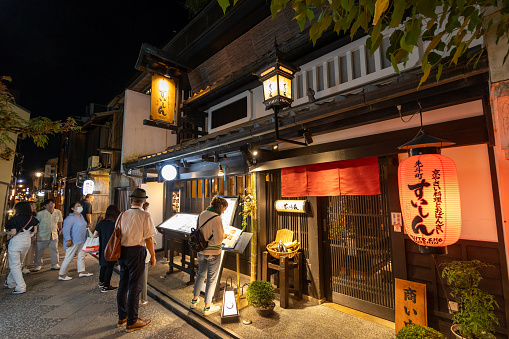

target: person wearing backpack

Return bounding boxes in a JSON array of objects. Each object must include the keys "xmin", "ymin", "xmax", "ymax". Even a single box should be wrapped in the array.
[{"xmin": 190, "ymin": 196, "xmax": 228, "ymax": 315}]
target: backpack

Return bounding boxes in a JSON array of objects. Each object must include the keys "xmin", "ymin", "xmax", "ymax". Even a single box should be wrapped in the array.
[{"xmin": 189, "ymin": 214, "xmax": 220, "ymax": 252}]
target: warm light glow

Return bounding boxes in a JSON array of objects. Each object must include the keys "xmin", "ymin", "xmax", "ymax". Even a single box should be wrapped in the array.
[
  {"xmin": 260, "ymin": 67, "xmax": 275, "ymax": 77},
  {"xmin": 273, "ymin": 145, "xmax": 278, "ymax": 150},
  {"xmin": 36, "ymin": 172, "xmax": 42, "ymax": 178},
  {"xmin": 278, "ymin": 75, "xmax": 292, "ymax": 99},
  {"xmin": 37, "ymin": 192, "xmax": 45, "ymax": 197},
  {"xmin": 151, "ymin": 74, "xmax": 175, "ymax": 123},
  {"xmin": 252, "ymin": 150, "xmax": 258, "ymax": 156},
  {"xmin": 263, "ymin": 75, "xmax": 278, "ymax": 101},
  {"xmin": 218, "ymin": 165, "xmax": 225, "ymax": 177},
  {"xmin": 161, "ymin": 164, "xmax": 177, "ymax": 181},
  {"xmin": 399, "ymin": 154, "xmax": 461, "ymax": 247}
]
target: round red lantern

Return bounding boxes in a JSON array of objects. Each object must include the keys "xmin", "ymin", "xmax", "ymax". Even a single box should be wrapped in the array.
[{"xmin": 398, "ymin": 153, "xmax": 461, "ymax": 252}]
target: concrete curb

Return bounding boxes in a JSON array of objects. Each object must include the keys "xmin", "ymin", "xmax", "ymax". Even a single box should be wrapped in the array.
[{"xmin": 147, "ymin": 284, "xmax": 239, "ymax": 339}]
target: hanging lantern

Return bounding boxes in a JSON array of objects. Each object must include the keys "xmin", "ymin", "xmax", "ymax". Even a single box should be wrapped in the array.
[
  {"xmin": 255, "ymin": 40, "xmax": 299, "ymax": 111},
  {"xmin": 398, "ymin": 133, "xmax": 461, "ymax": 254}
]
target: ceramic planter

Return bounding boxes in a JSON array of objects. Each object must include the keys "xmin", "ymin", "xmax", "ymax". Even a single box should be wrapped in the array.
[
  {"xmin": 255, "ymin": 302, "xmax": 275, "ymax": 317},
  {"xmin": 451, "ymin": 324, "xmax": 496, "ymax": 339}
]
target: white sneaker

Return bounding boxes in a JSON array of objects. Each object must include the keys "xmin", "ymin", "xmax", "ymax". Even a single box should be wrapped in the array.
[
  {"xmin": 12, "ymin": 290, "xmax": 25, "ymax": 294},
  {"xmin": 22, "ymin": 267, "xmax": 30, "ymax": 274},
  {"xmin": 32, "ymin": 266, "xmax": 42, "ymax": 272},
  {"xmin": 3, "ymin": 280, "xmax": 10, "ymax": 288},
  {"xmin": 190, "ymin": 297, "xmax": 199, "ymax": 309},
  {"xmin": 51, "ymin": 264, "xmax": 60, "ymax": 270},
  {"xmin": 203, "ymin": 304, "xmax": 220, "ymax": 316},
  {"xmin": 78, "ymin": 272, "xmax": 93, "ymax": 277},
  {"xmin": 59, "ymin": 276, "xmax": 72, "ymax": 281}
]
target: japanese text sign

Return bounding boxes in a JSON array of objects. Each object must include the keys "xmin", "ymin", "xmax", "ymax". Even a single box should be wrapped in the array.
[
  {"xmin": 275, "ymin": 200, "xmax": 307, "ymax": 213},
  {"xmin": 395, "ymin": 278, "xmax": 427, "ymax": 333},
  {"xmin": 83, "ymin": 180, "xmax": 94, "ymax": 195},
  {"xmin": 398, "ymin": 154, "xmax": 461, "ymax": 247},
  {"xmin": 150, "ymin": 74, "xmax": 175, "ymax": 123}
]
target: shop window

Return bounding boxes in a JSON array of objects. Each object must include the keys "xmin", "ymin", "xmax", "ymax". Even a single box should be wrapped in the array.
[
  {"xmin": 339, "ymin": 55, "xmax": 348, "ymax": 83},
  {"xmin": 211, "ymin": 178, "xmax": 217, "ymax": 196},
  {"xmin": 328, "ymin": 60, "xmax": 336, "ymax": 88},
  {"xmin": 192, "ymin": 180, "xmax": 197, "ymax": 198},
  {"xmin": 236, "ymin": 176, "xmax": 244, "ymax": 195},
  {"xmin": 365, "ymin": 45, "xmax": 376, "ymax": 74},
  {"xmin": 352, "ymin": 49, "xmax": 361, "ymax": 79},
  {"xmin": 218, "ymin": 178, "xmax": 224, "ymax": 196},
  {"xmin": 197, "ymin": 180, "xmax": 203, "ymax": 198},
  {"xmin": 306, "ymin": 70, "xmax": 314, "ymax": 91},
  {"xmin": 210, "ymin": 97, "xmax": 247, "ymax": 129},
  {"xmin": 297, "ymin": 74, "xmax": 303, "ymax": 99},
  {"xmin": 246, "ymin": 174, "xmax": 251, "ymax": 190},
  {"xmin": 227, "ymin": 177, "xmax": 235, "ymax": 196},
  {"xmin": 317, "ymin": 65, "xmax": 324, "ymax": 92},
  {"xmin": 205, "ymin": 179, "xmax": 210, "ymax": 197},
  {"xmin": 186, "ymin": 181, "xmax": 191, "ymax": 197}
]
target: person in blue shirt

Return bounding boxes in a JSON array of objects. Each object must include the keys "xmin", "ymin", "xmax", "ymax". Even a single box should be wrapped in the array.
[{"xmin": 58, "ymin": 201, "xmax": 93, "ymax": 280}]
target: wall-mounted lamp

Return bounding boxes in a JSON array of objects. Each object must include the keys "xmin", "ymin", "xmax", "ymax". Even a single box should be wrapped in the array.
[
  {"xmin": 218, "ymin": 164, "xmax": 225, "ymax": 177},
  {"xmin": 299, "ymin": 129, "xmax": 313, "ymax": 146}
]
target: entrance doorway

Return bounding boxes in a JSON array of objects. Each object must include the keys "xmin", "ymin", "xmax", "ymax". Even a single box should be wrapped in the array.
[{"xmin": 323, "ymin": 161, "xmax": 395, "ymax": 320}]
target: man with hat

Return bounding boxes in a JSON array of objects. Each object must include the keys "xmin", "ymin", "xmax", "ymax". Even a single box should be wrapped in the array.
[{"xmin": 116, "ymin": 188, "xmax": 157, "ymax": 333}]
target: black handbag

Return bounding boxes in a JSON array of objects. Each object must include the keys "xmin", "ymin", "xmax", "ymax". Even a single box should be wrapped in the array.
[{"xmin": 189, "ymin": 215, "xmax": 219, "ymax": 252}]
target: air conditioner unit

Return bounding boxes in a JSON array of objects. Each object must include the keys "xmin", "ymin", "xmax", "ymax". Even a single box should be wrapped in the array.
[{"xmin": 88, "ymin": 156, "xmax": 100, "ymax": 170}]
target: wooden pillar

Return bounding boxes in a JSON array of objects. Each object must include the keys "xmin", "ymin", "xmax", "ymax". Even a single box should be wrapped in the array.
[
  {"xmin": 256, "ymin": 172, "xmax": 268, "ymax": 281},
  {"xmin": 306, "ymin": 196, "xmax": 325, "ymax": 300},
  {"xmin": 250, "ymin": 173, "xmax": 258, "ymax": 281}
]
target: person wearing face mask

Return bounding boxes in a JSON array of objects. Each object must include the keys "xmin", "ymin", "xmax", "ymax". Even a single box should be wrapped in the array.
[{"xmin": 58, "ymin": 201, "xmax": 93, "ymax": 280}]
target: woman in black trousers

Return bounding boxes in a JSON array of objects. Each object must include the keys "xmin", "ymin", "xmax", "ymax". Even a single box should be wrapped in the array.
[{"xmin": 93, "ymin": 205, "xmax": 121, "ymax": 292}]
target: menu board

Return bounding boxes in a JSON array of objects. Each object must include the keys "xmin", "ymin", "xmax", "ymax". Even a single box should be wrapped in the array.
[
  {"xmin": 220, "ymin": 196, "xmax": 239, "ymax": 229},
  {"xmin": 158, "ymin": 213, "xmax": 198, "ymax": 234}
]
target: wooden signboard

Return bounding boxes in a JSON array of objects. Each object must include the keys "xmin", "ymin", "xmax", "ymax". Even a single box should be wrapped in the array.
[
  {"xmin": 150, "ymin": 74, "xmax": 175, "ymax": 123},
  {"xmin": 395, "ymin": 278, "xmax": 427, "ymax": 334}
]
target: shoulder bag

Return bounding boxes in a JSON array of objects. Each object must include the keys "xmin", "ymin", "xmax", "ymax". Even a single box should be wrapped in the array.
[
  {"xmin": 104, "ymin": 212, "xmax": 123, "ymax": 261},
  {"xmin": 5, "ymin": 216, "xmax": 32, "ymax": 250},
  {"xmin": 189, "ymin": 214, "xmax": 219, "ymax": 252}
]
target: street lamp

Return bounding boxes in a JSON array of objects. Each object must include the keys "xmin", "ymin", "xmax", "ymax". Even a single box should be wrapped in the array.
[
  {"xmin": 256, "ymin": 41, "xmax": 311, "ymax": 146},
  {"xmin": 36, "ymin": 172, "xmax": 42, "ymax": 178}
]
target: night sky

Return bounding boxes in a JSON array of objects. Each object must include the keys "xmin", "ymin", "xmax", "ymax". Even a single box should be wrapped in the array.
[{"xmin": 0, "ymin": 1, "xmax": 190, "ymax": 176}]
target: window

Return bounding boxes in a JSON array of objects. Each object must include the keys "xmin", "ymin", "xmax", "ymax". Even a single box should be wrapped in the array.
[
  {"xmin": 205, "ymin": 179, "xmax": 210, "ymax": 197},
  {"xmin": 210, "ymin": 97, "xmax": 247, "ymax": 129},
  {"xmin": 317, "ymin": 65, "xmax": 324, "ymax": 92},
  {"xmin": 328, "ymin": 60, "xmax": 336, "ymax": 87},
  {"xmin": 228, "ymin": 177, "xmax": 235, "ymax": 196},
  {"xmin": 191, "ymin": 181, "xmax": 197, "ymax": 198},
  {"xmin": 218, "ymin": 178, "xmax": 224, "ymax": 196},
  {"xmin": 186, "ymin": 181, "xmax": 191, "ymax": 197},
  {"xmin": 211, "ymin": 178, "xmax": 217, "ymax": 196},
  {"xmin": 197, "ymin": 180, "xmax": 203, "ymax": 198}
]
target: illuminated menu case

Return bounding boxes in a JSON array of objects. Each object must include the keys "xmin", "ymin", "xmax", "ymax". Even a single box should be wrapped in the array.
[{"xmin": 172, "ymin": 190, "xmax": 180, "ymax": 213}]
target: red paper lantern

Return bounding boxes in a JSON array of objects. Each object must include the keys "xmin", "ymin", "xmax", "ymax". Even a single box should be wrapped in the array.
[{"xmin": 398, "ymin": 154, "xmax": 461, "ymax": 249}]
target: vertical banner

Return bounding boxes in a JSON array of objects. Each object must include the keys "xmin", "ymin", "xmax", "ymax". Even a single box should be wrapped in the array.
[
  {"xmin": 395, "ymin": 278, "xmax": 427, "ymax": 334},
  {"xmin": 150, "ymin": 74, "xmax": 175, "ymax": 123}
]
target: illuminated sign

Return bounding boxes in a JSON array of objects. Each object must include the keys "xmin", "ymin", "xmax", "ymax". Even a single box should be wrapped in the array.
[
  {"xmin": 398, "ymin": 154, "xmax": 461, "ymax": 248},
  {"xmin": 83, "ymin": 180, "xmax": 95, "ymax": 195},
  {"xmin": 150, "ymin": 74, "xmax": 175, "ymax": 123},
  {"xmin": 275, "ymin": 200, "xmax": 307, "ymax": 213}
]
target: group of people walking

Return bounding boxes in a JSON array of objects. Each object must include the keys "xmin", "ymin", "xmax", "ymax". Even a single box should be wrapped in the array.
[{"xmin": 3, "ymin": 188, "xmax": 229, "ymax": 333}]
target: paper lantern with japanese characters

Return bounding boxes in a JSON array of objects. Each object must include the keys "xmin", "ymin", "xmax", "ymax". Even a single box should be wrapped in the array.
[{"xmin": 398, "ymin": 154, "xmax": 461, "ymax": 247}]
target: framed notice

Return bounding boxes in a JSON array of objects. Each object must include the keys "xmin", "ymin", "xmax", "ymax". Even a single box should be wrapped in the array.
[{"xmin": 395, "ymin": 278, "xmax": 427, "ymax": 334}]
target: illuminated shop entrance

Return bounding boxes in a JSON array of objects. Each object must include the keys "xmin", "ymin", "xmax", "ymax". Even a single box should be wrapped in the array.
[{"xmin": 323, "ymin": 162, "xmax": 395, "ymax": 320}]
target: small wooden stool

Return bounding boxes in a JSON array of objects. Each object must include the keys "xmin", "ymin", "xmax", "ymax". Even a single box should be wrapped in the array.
[{"xmin": 262, "ymin": 250, "xmax": 303, "ymax": 309}]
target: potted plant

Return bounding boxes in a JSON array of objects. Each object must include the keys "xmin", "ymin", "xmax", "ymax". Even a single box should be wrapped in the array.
[
  {"xmin": 246, "ymin": 280, "xmax": 275, "ymax": 317},
  {"xmin": 441, "ymin": 260, "xmax": 499, "ymax": 339},
  {"xmin": 396, "ymin": 324, "xmax": 444, "ymax": 339}
]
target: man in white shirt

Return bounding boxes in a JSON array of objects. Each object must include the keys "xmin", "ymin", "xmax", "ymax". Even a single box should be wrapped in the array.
[
  {"xmin": 116, "ymin": 188, "xmax": 157, "ymax": 333},
  {"xmin": 33, "ymin": 199, "xmax": 63, "ymax": 271}
]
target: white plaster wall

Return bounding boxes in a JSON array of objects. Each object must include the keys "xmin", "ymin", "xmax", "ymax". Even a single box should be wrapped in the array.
[
  {"xmin": 141, "ymin": 181, "xmax": 164, "ymax": 250},
  {"xmin": 121, "ymin": 90, "xmax": 177, "ymax": 170},
  {"xmin": 442, "ymin": 144, "xmax": 498, "ymax": 242}
]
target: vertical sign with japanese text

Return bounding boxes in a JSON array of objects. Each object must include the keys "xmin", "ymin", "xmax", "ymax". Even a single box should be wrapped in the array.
[
  {"xmin": 150, "ymin": 74, "xmax": 175, "ymax": 123},
  {"xmin": 395, "ymin": 278, "xmax": 427, "ymax": 333}
]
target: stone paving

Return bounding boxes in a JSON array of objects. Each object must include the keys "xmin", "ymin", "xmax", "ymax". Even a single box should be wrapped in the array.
[{"xmin": 0, "ymin": 251, "xmax": 206, "ymax": 339}]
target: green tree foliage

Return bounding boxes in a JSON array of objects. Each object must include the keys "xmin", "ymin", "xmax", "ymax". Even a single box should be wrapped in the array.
[
  {"xmin": 218, "ymin": 0, "xmax": 509, "ymax": 88},
  {"xmin": 0, "ymin": 76, "xmax": 80, "ymax": 161}
]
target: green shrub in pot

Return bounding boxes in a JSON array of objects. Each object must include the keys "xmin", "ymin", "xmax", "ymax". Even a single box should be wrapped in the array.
[
  {"xmin": 441, "ymin": 260, "xmax": 499, "ymax": 339},
  {"xmin": 396, "ymin": 324, "xmax": 444, "ymax": 339},
  {"xmin": 246, "ymin": 280, "xmax": 275, "ymax": 309}
]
